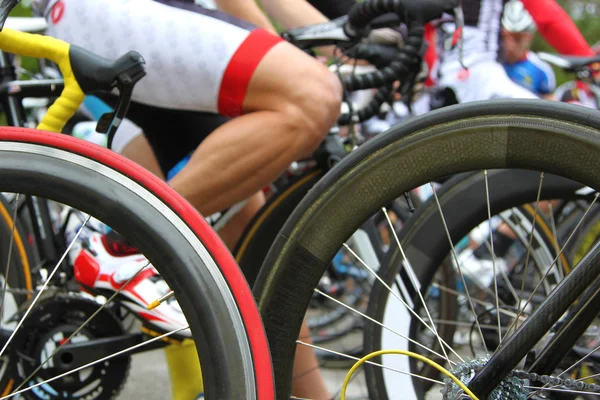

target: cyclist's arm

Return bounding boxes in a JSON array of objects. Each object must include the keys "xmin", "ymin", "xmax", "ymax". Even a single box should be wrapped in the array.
[
  {"xmin": 259, "ymin": 0, "xmax": 329, "ymax": 30},
  {"xmin": 215, "ymin": 0, "xmax": 278, "ymax": 34},
  {"xmin": 539, "ymin": 71, "xmax": 557, "ymax": 100},
  {"xmin": 521, "ymin": 0, "xmax": 593, "ymax": 56}
]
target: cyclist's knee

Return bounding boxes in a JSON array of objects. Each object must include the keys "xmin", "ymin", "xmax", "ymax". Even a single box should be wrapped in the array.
[
  {"xmin": 245, "ymin": 44, "xmax": 342, "ymax": 154},
  {"xmin": 283, "ymin": 68, "xmax": 342, "ymax": 154}
]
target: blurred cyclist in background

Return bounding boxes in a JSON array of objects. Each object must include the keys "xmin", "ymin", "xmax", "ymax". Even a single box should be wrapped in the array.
[
  {"xmin": 554, "ymin": 41, "xmax": 600, "ymax": 109},
  {"xmin": 437, "ymin": 0, "xmax": 593, "ymax": 103},
  {"xmin": 501, "ymin": 0, "xmax": 556, "ymax": 99}
]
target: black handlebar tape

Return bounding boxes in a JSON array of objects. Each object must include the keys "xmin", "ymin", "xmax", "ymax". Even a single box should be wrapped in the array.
[
  {"xmin": 342, "ymin": 24, "xmax": 424, "ymax": 92},
  {"xmin": 338, "ymin": 85, "xmax": 393, "ymax": 125},
  {"xmin": 345, "ymin": 0, "xmax": 457, "ymax": 37},
  {"xmin": 347, "ymin": 43, "xmax": 401, "ymax": 70}
]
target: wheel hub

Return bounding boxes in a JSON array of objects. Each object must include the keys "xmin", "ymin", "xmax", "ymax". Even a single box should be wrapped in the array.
[{"xmin": 441, "ymin": 358, "xmax": 528, "ymax": 400}]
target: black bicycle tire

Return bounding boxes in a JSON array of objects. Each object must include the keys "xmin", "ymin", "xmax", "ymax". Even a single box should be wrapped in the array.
[
  {"xmin": 253, "ymin": 99, "xmax": 600, "ymax": 398},
  {"xmin": 365, "ymin": 169, "xmax": 578, "ymax": 399},
  {"xmin": 231, "ymin": 165, "xmax": 415, "ymax": 370},
  {"xmin": 234, "ymin": 169, "xmax": 324, "ymax": 287},
  {"xmin": 0, "ymin": 127, "xmax": 274, "ymax": 400}
]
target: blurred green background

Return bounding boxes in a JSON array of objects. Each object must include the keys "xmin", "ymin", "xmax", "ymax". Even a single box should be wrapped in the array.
[
  {"xmin": 530, "ymin": 0, "xmax": 599, "ymax": 84},
  {"xmin": 8, "ymin": 0, "xmax": 600, "ymax": 86}
]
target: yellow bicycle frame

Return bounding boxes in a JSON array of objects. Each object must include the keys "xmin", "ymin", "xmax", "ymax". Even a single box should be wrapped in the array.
[{"xmin": 0, "ymin": 27, "xmax": 84, "ymax": 133}]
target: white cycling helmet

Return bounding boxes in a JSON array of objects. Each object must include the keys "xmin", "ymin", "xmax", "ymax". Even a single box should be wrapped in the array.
[{"xmin": 502, "ymin": 0, "xmax": 536, "ymax": 33}]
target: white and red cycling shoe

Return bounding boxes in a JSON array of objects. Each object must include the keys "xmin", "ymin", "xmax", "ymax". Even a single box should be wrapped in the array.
[{"xmin": 72, "ymin": 230, "xmax": 191, "ymax": 338}]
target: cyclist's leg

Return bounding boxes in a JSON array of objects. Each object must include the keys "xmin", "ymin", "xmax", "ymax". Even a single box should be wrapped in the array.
[
  {"xmin": 44, "ymin": 2, "xmax": 340, "ymax": 398},
  {"xmin": 45, "ymin": 0, "xmax": 341, "ymax": 216},
  {"xmin": 218, "ymin": 191, "xmax": 266, "ymax": 249},
  {"xmin": 111, "ymin": 103, "xmax": 267, "ymax": 249},
  {"xmin": 120, "ymin": 135, "xmax": 165, "ymax": 179},
  {"xmin": 293, "ymin": 319, "xmax": 330, "ymax": 399},
  {"xmin": 168, "ymin": 41, "xmax": 342, "ymax": 215},
  {"xmin": 80, "ymin": 95, "xmax": 165, "ymax": 178}
]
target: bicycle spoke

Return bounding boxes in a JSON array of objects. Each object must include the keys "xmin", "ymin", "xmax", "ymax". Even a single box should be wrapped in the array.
[
  {"xmin": 507, "ymin": 192, "xmax": 599, "ymax": 339},
  {"xmin": 0, "ymin": 215, "xmax": 91, "ymax": 361},
  {"xmin": 0, "ymin": 193, "xmax": 20, "ymax": 326},
  {"xmin": 1, "ymin": 325, "xmax": 189, "ymax": 400},
  {"xmin": 314, "ymin": 288, "xmax": 450, "ymax": 363},
  {"xmin": 556, "ymin": 342, "xmax": 600, "ymax": 379},
  {"xmin": 547, "ymin": 201, "xmax": 564, "ymax": 276},
  {"xmin": 484, "ymin": 170, "xmax": 502, "ymax": 344},
  {"xmin": 467, "ymin": 239, "xmax": 514, "ymax": 304},
  {"xmin": 330, "ymin": 365, "xmax": 366, "ymax": 400},
  {"xmin": 342, "ymin": 244, "xmax": 463, "ymax": 362},
  {"xmin": 12, "ymin": 259, "xmax": 152, "ymax": 394},
  {"xmin": 382, "ymin": 206, "xmax": 452, "ymax": 364},
  {"xmin": 430, "ymin": 182, "xmax": 487, "ymax": 351},
  {"xmin": 529, "ymin": 341, "xmax": 600, "ymax": 398},
  {"xmin": 296, "ymin": 340, "xmax": 443, "ymax": 385},
  {"xmin": 524, "ymin": 385, "xmax": 600, "ymax": 396},
  {"xmin": 432, "ymin": 283, "xmax": 526, "ymax": 321},
  {"xmin": 577, "ymin": 371, "xmax": 600, "ymax": 382},
  {"xmin": 481, "ymin": 228, "xmax": 519, "ymax": 305},
  {"xmin": 432, "ymin": 319, "xmax": 512, "ymax": 330},
  {"xmin": 516, "ymin": 173, "xmax": 545, "ymax": 320}
]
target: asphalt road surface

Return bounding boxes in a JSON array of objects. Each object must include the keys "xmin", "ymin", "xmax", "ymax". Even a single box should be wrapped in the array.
[{"xmin": 117, "ymin": 350, "xmax": 368, "ymax": 400}]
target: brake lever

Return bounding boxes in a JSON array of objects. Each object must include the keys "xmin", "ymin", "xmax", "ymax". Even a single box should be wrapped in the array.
[{"xmin": 96, "ymin": 64, "xmax": 146, "ymax": 149}]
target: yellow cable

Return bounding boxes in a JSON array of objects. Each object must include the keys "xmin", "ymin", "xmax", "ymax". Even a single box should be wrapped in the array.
[{"xmin": 340, "ymin": 350, "xmax": 480, "ymax": 400}]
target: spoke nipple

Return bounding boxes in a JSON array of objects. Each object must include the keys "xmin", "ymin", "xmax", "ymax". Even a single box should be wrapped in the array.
[
  {"xmin": 147, "ymin": 300, "xmax": 160, "ymax": 310},
  {"xmin": 147, "ymin": 291, "xmax": 175, "ymax": 310}
]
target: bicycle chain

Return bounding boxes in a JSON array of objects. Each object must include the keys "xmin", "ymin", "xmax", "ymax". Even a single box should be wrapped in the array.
[{"xmin": 441, "ymin": 358, "xmax": 600, "ymax": 399}]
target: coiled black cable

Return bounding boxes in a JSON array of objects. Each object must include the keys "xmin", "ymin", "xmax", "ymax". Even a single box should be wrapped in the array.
[
  {"xmin": 342, "ymin": 24, "xmax": 423, "ymax": 92},
  {"xmin": 337, "ymin": 85, "xmax": 393, "ymax": 125},
  {"xmin": 336, "ymin": 0, "xmax": 457, "ymax": 124}
]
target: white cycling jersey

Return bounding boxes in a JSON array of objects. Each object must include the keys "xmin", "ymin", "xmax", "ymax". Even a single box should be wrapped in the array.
[
  {"xmin": 36, "ymin": 0, "xmax": 283, "ymax": 116},
  {"xmin": 34, "ymin": 0, "xmax": 284, "ymax": 160}
]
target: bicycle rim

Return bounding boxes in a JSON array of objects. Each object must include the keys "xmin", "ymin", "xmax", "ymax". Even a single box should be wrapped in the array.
[
  {"xmin": 254, "ymin": 99, "xmax": 600, "ymax": 398},
  {"xmin": 0, "ymin": 127, "xmax": 274, "ymax": 400}
]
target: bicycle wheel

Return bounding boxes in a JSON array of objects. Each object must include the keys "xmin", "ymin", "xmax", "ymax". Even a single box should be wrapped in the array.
[
  {"xmin": 0, "ymin": 126, "xmax": 273, "ymax": 400},
  {"xmin": 253, "ymin": 99, "xmax": 600, "ymax": 398},
  {"xmin": 233, "ymin": 166, "xmax": 419, "ymax": 372},
  {"xmin": 234, "ymin": 169, "xmax": 324, "ymax": 287},
  {"xmin": 366, "ymin": 170, "xmax": 579, "ymax": 399}
]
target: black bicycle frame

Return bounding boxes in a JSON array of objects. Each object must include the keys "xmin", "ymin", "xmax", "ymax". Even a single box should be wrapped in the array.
[
  {"xmin": 0, "ymin": 48, "xmax": 65, "ymax": 267},
  {"xmin": 468, "ymin": 240, "xmax": 600, "ymax": 397}
]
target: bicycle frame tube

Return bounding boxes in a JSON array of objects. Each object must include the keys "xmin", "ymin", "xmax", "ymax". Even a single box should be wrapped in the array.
[
  {"xmin": 0, "ymin": 48, "xmax": 24, "ymax": 126},
  {"xmin": 468, "ymin": 241, "xmax": 600, "ymax": 397},
  {"xmin": 0, "ymin": 48, "xmax": 61, "ymax": 265},
  {"xmin": 0, "ymin": 78, "xmax": 64, "ymax": 99},
  {"xmin": 528, "ymin": 273, "xmax": 600, "ymax": 375}
]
